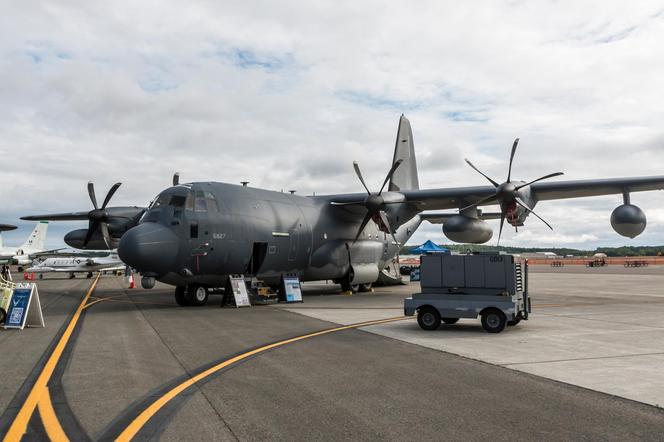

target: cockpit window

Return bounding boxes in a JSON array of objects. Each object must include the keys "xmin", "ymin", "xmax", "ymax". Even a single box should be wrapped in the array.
[
  {"xmin": 194, "ymin": 190, "xmax": 219, "ymax": 213},
  {"xmin": 150, "ymin": 192, "xmax": 194, "ymax": 210}
]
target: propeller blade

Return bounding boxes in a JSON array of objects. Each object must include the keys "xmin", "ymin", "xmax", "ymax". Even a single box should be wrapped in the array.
[
  {"xmin": 515, "ymin": 198, "xmax": 553, "ymax": 230},
  {"xmin": 515, "ymin": 172, "xmax": 564, "ymax": 191},
  {"xmin": 330, "ymin": 201, "xmax": 365, "ymax": 206},
  {"xmin": 352, "ymin": 161, "xmax": 371, "ymax": 195},
  {"xmin": 378, "ymin": 210, "xmax": 400, "ymax": 245},
  {"xmin": 101, "ymin": 183, "xmax": 122, "ymax": 209},
  {"xmin": 83, "ymin": 221, "xmax": 97, "ymax": 247},
  {"xmin": 465, "ymin": 159, "xmax": 499, "ymax": 187},
  {"xmin": 87, "ymin": 182, "xmax": 98, "ymax": 210},
  {"xmin": 459, "ymin": 194, "xmax": 498, "ymax": 213},
  {"xmin": 378, "ymin": 159, "xmax": 403, "ymax": 195},
  {"xmin": 507, "ymin": 138, "xmax": 519, "ymax": 182},
  {"xmin": 100, "ymin": 222, "xmax": 112, "ymax": 249},
  {"xmin": 173, "ymin": 172, "xmax": 180, "ymax": 186},
  {"xmin": 497, "ymin": 212, "xmax": 506, "ymax": 246},
  {"xmin": 353, "ymin": 212, "xmax": 373, "ymax": 244}
]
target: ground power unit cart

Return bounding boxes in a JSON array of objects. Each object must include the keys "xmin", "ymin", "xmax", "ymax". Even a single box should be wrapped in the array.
[{"xmin": 404, "ymin": 253, "xmax": 530, "ymax": 333}]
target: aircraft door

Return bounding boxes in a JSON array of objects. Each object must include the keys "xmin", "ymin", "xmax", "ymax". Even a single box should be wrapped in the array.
[
  {"xmin": 288, "ymin": 228, "xmax": 299, "ymax": 261},
  {"xmin": 187, "ymin": 190, "xmax": 219, "ymax": 274}
]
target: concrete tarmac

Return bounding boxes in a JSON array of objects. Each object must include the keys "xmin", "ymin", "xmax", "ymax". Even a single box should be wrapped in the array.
[{"xmin": 0, "ymin": 269, "xmax": 663, "ymax": 440}]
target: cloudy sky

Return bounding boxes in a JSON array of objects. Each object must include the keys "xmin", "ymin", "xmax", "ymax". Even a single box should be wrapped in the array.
[{"xmin": 1, "ymin": 1, "xmax": 664, "ymax": 250}]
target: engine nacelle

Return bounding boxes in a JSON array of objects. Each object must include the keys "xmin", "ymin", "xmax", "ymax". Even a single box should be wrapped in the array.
[
  {"xmin": 611, "ymin": 204, "xmax": 647, "ymax": 238},
  {"xmin": 443, "ymin": 215, "xmax": 493, "ymax": 244},
  {"xmin": 65, "ymin": 229, "xmax": 113, "ymax": 250}
]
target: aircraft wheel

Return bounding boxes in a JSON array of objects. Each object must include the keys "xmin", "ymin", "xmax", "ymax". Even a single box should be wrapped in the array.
[
  {"xmin": 358, "ymin": 283, "xmax": 372, "ymax": 292},
  {"xmin": 87, "ymin": 272, "xmax": 93, "ymax": 279},
  {"xmin": 339, "ymin": 279, "xmax": 359, "ymax": 293},
  {"xmin": 481, "ymin": 308, "xmax": 507, "ymax": 333},
  {"xmin": 69, "ymin": 273, "xmax": 75, "ymax": 279},
  {"xmin": 17, "ymin": 266, "xmax": 23, "ymax": 272},
  {"xmin": 174, "ymin": 286, "xmax": 189, "ymax": 306},
  {"xmin": 0, "ymin": 307, "xmax": 6, "ymax": 324},
  {"xmin": 442, "ymin": 317, "xmax": 459, "ymax": 325},
  {"xmin": 187, "ymin": 284, "xmax": 209, "ymax": 306},
  {"xmin": 39, "ymin": 274, "xmax": 43, "ymax": 280},
  {"xmin": 417, "ymin": 306, "xmax": 441, "ymax": 330}
]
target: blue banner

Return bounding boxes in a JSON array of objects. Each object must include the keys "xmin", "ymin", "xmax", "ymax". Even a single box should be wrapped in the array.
[{"xmin": 5, "ymin": 287, "xmax": 32, "ymax": 328}]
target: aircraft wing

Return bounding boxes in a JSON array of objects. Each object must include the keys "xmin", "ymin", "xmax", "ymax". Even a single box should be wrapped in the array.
[
  {"xmin": 529, "ymin": 176, "xmax": 664, "ymax": 201},
  {"xmin": 400, "ymin": 176, "xmax": 664, "ymax": 210}
]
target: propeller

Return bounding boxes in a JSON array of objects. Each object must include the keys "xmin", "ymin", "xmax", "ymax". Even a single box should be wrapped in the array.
[
  {"xmin": 462, "ymin": 138, "xmax": 563, "ymax": 245},
  {"xmin": 331, "ymin": 160, "xmax": 404, "ymax": 245},
  {"xmin": 83, "ymin": 182, "xmax": 122, "ymax": 248}
]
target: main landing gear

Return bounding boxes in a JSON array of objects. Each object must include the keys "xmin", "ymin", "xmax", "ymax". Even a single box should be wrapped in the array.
[{"xmin": 175, "ymin": 284, "xmax": 209, "ymax": 306}]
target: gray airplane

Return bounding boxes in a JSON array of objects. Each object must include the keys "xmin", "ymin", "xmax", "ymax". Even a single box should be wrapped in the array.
[{"xmin": 23, "ymin": 116, "xmax": 664, "ymax": 306}]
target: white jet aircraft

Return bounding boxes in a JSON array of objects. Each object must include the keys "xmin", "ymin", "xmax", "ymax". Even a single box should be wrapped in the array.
[
  {"xmin": 0, "ymin": 221, "xmax": 49, "ymax": 269},
  {"xmin": 27, "ymin": 252, "xmax": 125, "ymax": 279}
]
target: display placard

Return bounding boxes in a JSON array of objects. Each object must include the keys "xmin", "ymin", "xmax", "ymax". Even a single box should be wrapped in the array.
[
  {"xmin": 282, "ymin": 277, "xmax": 303, "ymax": 303},
  {"xmin": 4, "ymin": 284, "xmax": 44, "ymax": 329},
  {"xmin": 410, "ymin": 267, "xmax": 421, "ymax": 282},
  {"xmin": 229, "ymin": 276, "xmax": 251, "ymax": 308}
]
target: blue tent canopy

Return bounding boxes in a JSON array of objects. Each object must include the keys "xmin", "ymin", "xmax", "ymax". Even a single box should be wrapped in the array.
[{"xmin": 410, "ymin": 240, "xmax": 449, "ymax": 255}]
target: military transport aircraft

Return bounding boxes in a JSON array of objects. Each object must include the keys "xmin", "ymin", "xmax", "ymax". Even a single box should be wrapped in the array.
[{"xmin": 23, "ymin": 115, "xmax": 664, "ymax": 306}]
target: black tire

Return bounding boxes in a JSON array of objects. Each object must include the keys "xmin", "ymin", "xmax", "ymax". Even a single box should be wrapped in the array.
[
  {"xmin": 0, "ymin": 307, "xmax": 6, "ymax": 324},
  {"xmin": 358, "ymin": 283, "xmax": 372, "ymax": 292},
  {"xmin": 174, "ymin": 286, "xmax": 189, "ymax": 306},
  {"xmin": 481, "ymin": 308, "xmax": 507, "ymax": 333},
  {"xmin": 417, "ymin": 306, "xmax": 441, "ymax": 331},
  {"xmin": 339, "ymin": 279, "xmax": 359, "ymax": 293},
  {"xmin": 17, "ymin": 266, "xmax": 23, "ymax": 272},
  {"xmin": 442, "ymin": 317, "xmax": 459, "ymax": 325},
  {"xmin": 507, "ymin": 317, "xmax": 521, "ymax": 326},
  {"xmin": 187, "ymin": 284, "xmax": 209, "ymax": 306}
]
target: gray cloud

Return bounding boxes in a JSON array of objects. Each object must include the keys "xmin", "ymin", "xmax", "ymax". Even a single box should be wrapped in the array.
[{"xmin": 2, "ymin": 1, "xmax": 664, "ymax": 250}]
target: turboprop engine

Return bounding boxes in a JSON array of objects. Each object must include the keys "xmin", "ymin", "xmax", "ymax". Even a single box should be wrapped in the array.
[
  {"xmin": 443, "ymin": 215, "xmax": 493, "ymax": 244},
  {"xmin": 611, "ymin": 204, "xmax": 646, "ymax": 238}
]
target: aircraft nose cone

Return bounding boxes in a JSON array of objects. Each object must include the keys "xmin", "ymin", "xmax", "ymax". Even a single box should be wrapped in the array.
[{"xmin": 118, "ymin": 223, "xmax": 179, "ymax": 274}]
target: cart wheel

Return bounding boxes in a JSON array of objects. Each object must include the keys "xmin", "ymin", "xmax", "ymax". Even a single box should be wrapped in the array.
[
  {"xmin": 507, "ymin": 317, "xmax": 521, "ymax": 326},
  {"xmin": 481, "ymin": 308, "xmax": 507, "ymax": 333},
  {"xmin": 442, "ymin": 317, "xmax": 459, "ymax": 325},
  {"xmin": 417, "ymin": 306, "xmax": 441, "ymax": 331}
]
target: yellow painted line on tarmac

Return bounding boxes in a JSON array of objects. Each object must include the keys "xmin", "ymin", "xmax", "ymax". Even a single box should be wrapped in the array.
[
  {"xmin": 2, "ymin": 274, "xmax": 100, "ymax": 442},
  {"xmin": 37, "ymin": 389, "xmax": 69, "ymax": 442},
  {"xmin": 116, "ymin": 315, "xmax": 412, "ymax": 441}
]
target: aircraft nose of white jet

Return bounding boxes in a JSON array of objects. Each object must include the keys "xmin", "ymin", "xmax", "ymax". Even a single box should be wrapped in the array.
[{"xmin": 118, "ymin": 223, "xmax": 179, "ymax": 274}]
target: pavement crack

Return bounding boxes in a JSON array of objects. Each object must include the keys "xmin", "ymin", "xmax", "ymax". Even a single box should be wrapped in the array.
[{"xmin": 504, "ymin": 351, "xmax": 664, "ymax": 366}]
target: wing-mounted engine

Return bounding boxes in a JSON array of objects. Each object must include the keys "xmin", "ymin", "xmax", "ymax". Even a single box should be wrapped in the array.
[
  {"xmin": 21, "ymin": 182, "xmax": 146, "ymax": 250},
  {"xmin": 611, "ymin": 192, "xmax": 647, "ymax": 238},
  {"xmin": 461, "ymin": 138, "xmax": 564, "ymax": 244}
]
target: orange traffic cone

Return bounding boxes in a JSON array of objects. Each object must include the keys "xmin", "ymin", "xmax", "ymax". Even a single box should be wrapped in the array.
[{"xmin": 128, "ymin": 274, "xmax": 135, "ymax": 289}]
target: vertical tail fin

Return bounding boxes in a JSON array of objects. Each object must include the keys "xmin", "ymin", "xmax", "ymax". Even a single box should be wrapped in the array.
[
  {"xmin": 20, "ymin": 222, "xmax": 48, "ymax": 252},
  {"xmin": 388, "ymin": 114, "xmax": 419, "ymax": 192}
]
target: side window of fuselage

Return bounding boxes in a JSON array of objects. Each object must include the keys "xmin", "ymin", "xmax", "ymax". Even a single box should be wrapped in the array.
[{"xmin": 194, "ymin": 190, "xmax": 219, "ymax": 213}]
